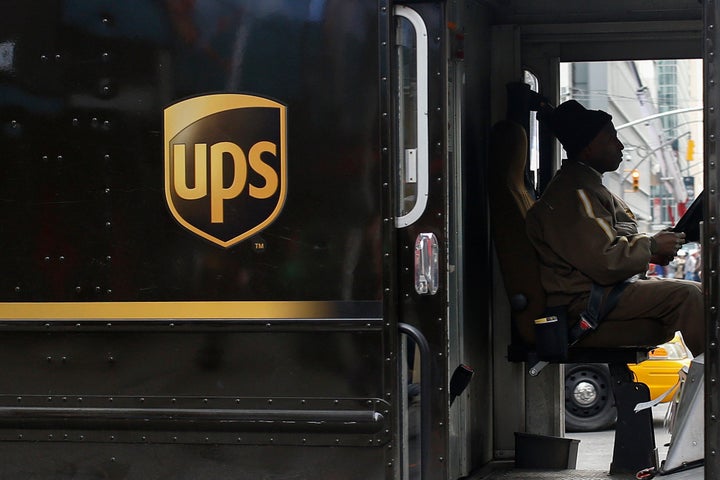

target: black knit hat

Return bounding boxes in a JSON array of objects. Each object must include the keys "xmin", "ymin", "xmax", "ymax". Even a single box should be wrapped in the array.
[{"xmin": 540, "ymin": 100, "xmax": 612, "ymax": 156}]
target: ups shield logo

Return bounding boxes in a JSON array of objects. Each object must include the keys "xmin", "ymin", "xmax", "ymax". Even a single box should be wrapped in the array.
[{"xmin": 164, "ymin": 94, "xmax": 287, "ymax": 248}]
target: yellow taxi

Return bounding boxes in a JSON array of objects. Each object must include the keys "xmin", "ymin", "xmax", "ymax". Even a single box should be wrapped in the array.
[
  {"xmin": 565, "ymin": 332, "xmax": 692, "ymax": 432},
  {"xmin": 628, "ymin": 332, "xmax": 693, "ymax": 401}
]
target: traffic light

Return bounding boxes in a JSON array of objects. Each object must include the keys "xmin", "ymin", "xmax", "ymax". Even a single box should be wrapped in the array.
[
  {"xmin": 631, "ymin": 169, "xmax": 640, "ymax": 191},
  {"xmin": 686, "ymin": 138, "xmax": 695, "ymax": 161}
]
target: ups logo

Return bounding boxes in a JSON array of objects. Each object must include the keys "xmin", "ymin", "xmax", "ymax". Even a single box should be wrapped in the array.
[{"xmin": 164, "ymin": 94, "xmax": 287, "ymax": 247}]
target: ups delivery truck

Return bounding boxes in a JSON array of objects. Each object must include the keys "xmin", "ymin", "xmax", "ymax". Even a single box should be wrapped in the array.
[{"xmin": 0, "ymin": 1, "xmax": 717, "ymax": 479}]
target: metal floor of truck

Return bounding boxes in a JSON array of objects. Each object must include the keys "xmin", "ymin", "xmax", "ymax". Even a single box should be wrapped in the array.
[
  {"xmin": 465, "ymin": 402, "xmax": 704, "ymax": 480},
  {"xmin": 465, "ymin": 462, "xmax": 703, "ymax": 479}
]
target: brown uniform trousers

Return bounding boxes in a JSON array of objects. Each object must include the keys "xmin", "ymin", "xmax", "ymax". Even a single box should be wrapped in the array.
[{"xmin": 568, "ymin": 277, "xmax": 703, "ymax": 355}]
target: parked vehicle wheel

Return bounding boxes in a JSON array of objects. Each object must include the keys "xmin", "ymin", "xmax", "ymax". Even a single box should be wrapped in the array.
[{"xmin": 565, "ymin": 364, "xmax": 616, "ymax": 432}]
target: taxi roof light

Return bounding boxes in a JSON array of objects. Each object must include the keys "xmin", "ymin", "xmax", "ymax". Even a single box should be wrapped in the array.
[{"xmin": 649, "ymin": 342, "xmax": 687, "ymax": 360}]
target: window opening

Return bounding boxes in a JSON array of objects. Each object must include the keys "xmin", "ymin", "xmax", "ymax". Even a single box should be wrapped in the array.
[
  {"xmin": 524, "ymin": 70, "xmax": 541, "ymax": 191},
  {"xmin": 559, "ymin": 60, "xmax": 703, "ymax": 237}
]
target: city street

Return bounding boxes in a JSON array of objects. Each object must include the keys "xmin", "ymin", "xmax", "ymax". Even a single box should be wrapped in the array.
[
  {"xmin": 571, "ymin": 403, "xmax": 703, "ymax": 477},
  {"xmin": 571, "ymin": 403, "xmax": 670, "ymax": 470}
]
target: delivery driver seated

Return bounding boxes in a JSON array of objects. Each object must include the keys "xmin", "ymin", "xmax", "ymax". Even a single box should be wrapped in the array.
[{"xmin": 526, "ymin": 99, "xmax": 704, "ymax": 355}]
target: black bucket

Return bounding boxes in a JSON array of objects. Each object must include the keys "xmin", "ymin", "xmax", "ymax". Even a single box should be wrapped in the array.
[{"xmin": 514, "ymin": 432, "xmax": 580, "ymax": 469}]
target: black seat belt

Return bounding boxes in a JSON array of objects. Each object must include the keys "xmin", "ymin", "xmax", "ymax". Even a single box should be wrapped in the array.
[{"xmin": 569, "ymin": 278, "xmax": 634, "ymax": 346}]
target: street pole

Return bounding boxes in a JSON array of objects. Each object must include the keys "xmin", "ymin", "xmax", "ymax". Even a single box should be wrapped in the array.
[{"xmin": 615, "ymin": 106, "xmax": 703, "ymax": 131}]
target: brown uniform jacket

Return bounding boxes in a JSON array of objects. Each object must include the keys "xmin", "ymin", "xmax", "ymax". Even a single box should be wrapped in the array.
[{"xmin": 525, "ymin": 160, "xmax": 654, "ymax": 307}]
